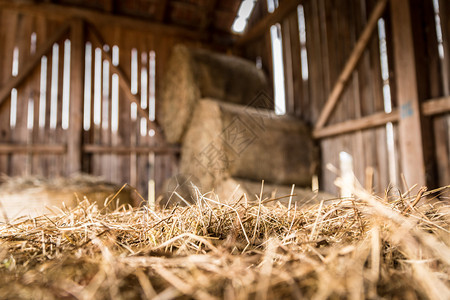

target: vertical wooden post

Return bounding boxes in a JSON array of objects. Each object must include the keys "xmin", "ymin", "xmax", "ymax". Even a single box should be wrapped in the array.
[
  {"xmin": 439, "ymin": 0, "xmax": 450, "ymax": 96},
  {"xmin": 390, "ymin": 0, "xmax": 428, "ymax": 188},
  {"xmin": 67, "ymin": 18, "xmax": 84, "ymax": 175},
  {"xmin": 281, "ymin": 18, "xmax": 295, "ymax": 115}
]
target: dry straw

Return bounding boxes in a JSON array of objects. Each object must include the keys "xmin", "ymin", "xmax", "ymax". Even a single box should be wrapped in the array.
[{"xmin": 0, "ymin": 179, "xmax": 449, "ymax": 299}]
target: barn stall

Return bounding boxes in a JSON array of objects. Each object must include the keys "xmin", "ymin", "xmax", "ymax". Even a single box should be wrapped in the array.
[{"xmin": 0, "ymin": 0, "xmax": 449, "ymax": 298}]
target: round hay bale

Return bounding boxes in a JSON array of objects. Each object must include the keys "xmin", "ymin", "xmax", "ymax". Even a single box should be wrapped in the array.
[
  {"xmin": 159, "ymin": 44, "xmax": 269, "ymax": 143},
  {"xmin": 0, "ymin": 175, "xmax": 134, "ymax": 222},
  {"xmin": 180, "ymin": 99, "xmax": 318, "ymax": 192}
]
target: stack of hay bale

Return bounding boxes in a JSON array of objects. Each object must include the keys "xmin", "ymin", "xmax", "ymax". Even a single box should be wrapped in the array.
[{"xmin": 159, "ymin": 45, "xmax": 326, "ymax": 206}]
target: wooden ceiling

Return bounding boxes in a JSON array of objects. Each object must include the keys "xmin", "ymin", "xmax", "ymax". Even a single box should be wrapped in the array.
[{"xmin": 40, "ymin": 0, "xmax": 242, "ymax": 35}]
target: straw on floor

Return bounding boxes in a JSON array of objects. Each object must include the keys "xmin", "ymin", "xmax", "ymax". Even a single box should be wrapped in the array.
[{"xmin": 0, "ymin": 181, "xmax": 449, "ymax": 299}]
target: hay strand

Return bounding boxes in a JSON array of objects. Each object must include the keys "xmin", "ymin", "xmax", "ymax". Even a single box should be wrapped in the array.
[{"xmin": 0, "ymin": 180, "xmax": 449, "ymax": 299}]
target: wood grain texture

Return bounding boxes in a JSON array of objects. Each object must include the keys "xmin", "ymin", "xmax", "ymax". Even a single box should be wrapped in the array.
[
  {"xmin": 390, "ymin": 0, "xmax": 427, "ymax": 187},
  {"xmin": 67, "ymin": 18, "xmax": 84, "ymax": 175},
  {"xmin": 314, "ymin": 0, "xmax": 388, "ymax": 129}
]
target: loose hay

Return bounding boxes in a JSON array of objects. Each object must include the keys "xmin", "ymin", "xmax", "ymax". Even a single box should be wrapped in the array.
[
  {"xmin": 0, "ymin": 175, "xmax": 134, "ymax": 222},
  {"xmin": 214, "ymin": 177, "xmax": 332, "ymax": 206},
  {"xmin": 0, "ymin": 182, "xmax": 449, "ymax": 299}
]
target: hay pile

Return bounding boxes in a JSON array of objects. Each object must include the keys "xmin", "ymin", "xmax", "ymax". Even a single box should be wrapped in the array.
[
  {"xmin": 0, "ymin": 181, "xmax": 449, "ymax": 299},
  {"xmin": 0, "ymin": 175, "xmax": 134, "ymax": 222}
]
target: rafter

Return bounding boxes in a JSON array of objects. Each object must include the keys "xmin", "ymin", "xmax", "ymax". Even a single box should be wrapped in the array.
[
  {"xmin": 0, "ymin": 1, "xmax": 203, "ymax": 40},
  {"xmin": 154, "ymin": 0, "xmax": 169, "ymax": 22}
]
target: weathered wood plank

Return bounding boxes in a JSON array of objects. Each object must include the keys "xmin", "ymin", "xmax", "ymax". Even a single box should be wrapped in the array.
[
  {"xmin": 281, "ymin": 16, "xmax": 295, "ymax": 115},
  {"xmin": 88, "ymin": 24, "xmax": 163, "ymax": 134},
  {"xmin": 0, "ymin": 10, "xmax": 18, "ymax": 175},
  {"xmin": 422, "ymin": 97, "xmax": 450, "ymax": 116},
  {"xmin": 439, "ymin": 0, "xmax": 450, "ymax": 96},
  {"xmin": 287, "ymin": 11, "xmax": 305, "ymax": 119},
  {"xmin": 315, "ymin": 0, "xmax": 388, "ymax": 129},
  {"xmin": 313, "ymin": 110, "xmax": 399, "ymax": 139},
  {"xmin": 67, "ymin": 19, "xmax": 84, "ymax": 175},
  {"xmin": 433, "ymin": 115, "xmax": 450, "ymax": 190},
  {"xmin": 83, "ymin": 144, "xmax": 180, "ymax": 154},
  {"xmin": 31, "ymin": 14, "xmax": 47, "ymax": 175},
  {"xmin": 0, "ymin": 143, "xmax": 66, "ymax": 154},
  {"xmin": 0, "ymin": 1, "xmax": 205, "ymax": 41},
  {"xmin": 0, "ymin": 21, "xmax": 70, "ymax": 110},
  {"xmin": 390, "ymin": 0, "xmax": 427, "ymax": 187},
  {"xmin": 237, "ymin": 0, "xmax": 301, "ymax": 46},
  {"xmin": 11, "ymin": 13, "xmax": 34, "ymax": 176}
]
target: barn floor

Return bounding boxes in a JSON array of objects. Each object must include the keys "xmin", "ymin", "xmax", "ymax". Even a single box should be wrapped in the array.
[{"xmin": 0, "ymin": 184, "xmax": 449, "ymax": 299}]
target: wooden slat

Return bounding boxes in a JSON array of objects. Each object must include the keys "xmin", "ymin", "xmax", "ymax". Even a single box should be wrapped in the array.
[
  {"xmin": 9, "ymin": 13, "xmax": 33, "ymax": 176},
  {"xmin": 0, "ymin": 11, "xmax": 18, "ymax": 175},
  {"xmin": 0, "ymin": 143, "xmax": 66, "ymax": 154},
  {"xmin": 200, "ymin": 0, "xmax": 218, "ymax": 31},
  {"xmin": 313, "ymin": 110, "xmax": 399, "ymax": 139},
  {"xmin": 155, "ymin": 0, "xmax": 169, "ymax": 22},
  {"xmin": 312, "ymin": 96, "xmax": 450, "ymax": 139},
  {"xmin": 0, "ymin": 21, "xmax": 70, "ymax": 109},
  {"xmin": 83, "ymin": 144, "xmax": 180, "ymax": 154},
  {"xmin": 422, "ymin": 97, "xmax": 450, "ymax": 116},
  {"xmin": 281, "ymin": 16, "xmax": 295, "ymax": 115},
  {"xmin": 88, "ymin": 25, "xmax": 163, "ymax": 134},
  {"xmin": 439, "ymin": 0, "xmax": 450, "ymax": 96},
  {"xmin": 314, "ymin": 0, "xmax": 388, "ymax": 129},
  {"xmin": 67, "ymin": 18, "xmax": 84, "ymax": 175},
  {"xmin": 433, "ymin": 116, "xmax": 450, "ymax": 190},
  {"xmin": 53, "ymin": 37, "xmax": 65, "ymax": 177},
  {"xmin": 236, "ymin": 0, "xmax": 301, "ymax": 46},
  {"xmin": 287, "ymin": 12, "xmax": 304, "ymax": 119},
  {"xmin": 390, "ymin": 0, "xmax": 427, "ymax": 187}
]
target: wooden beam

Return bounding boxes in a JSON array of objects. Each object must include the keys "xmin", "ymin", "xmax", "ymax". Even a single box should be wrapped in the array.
[
  {"xmin": 105, "ymin": 0, "xmax": 115, "ymax": 13},
  {"xmin": 312, "ymin": 96, "xmax": 450, "ymax": 139},
  {"xmin": 200, "ymin": 0, "xmax": 218, "ymax": 31},
  {"xmin": 236, "ymin": 0, "xmax": 301, "ymax": 46},
  {"xmin": 0, "ymin": 1, "xmax": 203, "ymax": 41},
  {"xmin": 439, "ymin": 0, "xmax": 450, "ymax": 96},
  {"xmin": 67, "ymin": 18, "xmax": 84, "ymax": 175},
  {"xmin": 390, "ymin": 0, "xmax": 427, "ymax": 187},
  {"xmin": 314, "ymin": 0, "xmax": 388, "ymax": 130},
  {"xmin": 313, "ymin": 110, "xmax": 399, "ymax": 139},
  {"xmin": 422, "ymin": 96, "xmax": 450, "ymax": 116},
  {"xmin": 155, "ymin": 0, "xmax": 169, "ymax": 22},
  {"xmin": 0, "ymin": 144, "xmax": 66, "ymax": 154},
  {"xmin": 83, "ymin": 144, "xmax": 180, "ymax": 154},
  {"xmin": 0, "ymin": 21, "xmax": 70, "ymax": 109}
]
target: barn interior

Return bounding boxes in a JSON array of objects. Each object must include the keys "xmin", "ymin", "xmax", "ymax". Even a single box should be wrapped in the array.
[
  {"xmin": 1, "ymin": 0, "xmax": 449, "ymax": 204},
  {"xmin": 0, "ymin": 0, "xmax": 450, "ymax": 298}
]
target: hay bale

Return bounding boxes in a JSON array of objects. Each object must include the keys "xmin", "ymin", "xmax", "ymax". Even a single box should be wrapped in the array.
[
  {"xmin": 215, "ymin": 177, "xmax": 334, "ymax": 207},
  {"xmin": 180, "ymin": 99, "xmax": 318, "ymax": 192},
  {"xmin": 0, "ymin": 175, "xmax": 134, "ymax": 222},
  {"xmin": 159, "ymin": 44, "xmax": 269, "ymax": 143}
]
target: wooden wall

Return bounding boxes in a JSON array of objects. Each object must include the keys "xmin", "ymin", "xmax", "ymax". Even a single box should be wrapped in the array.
[
  {"xmin": 0, "ymin": 6, "xmax": 215, "ymax": 201},
  {"xmin": 241, "ymin": 0, "xmax": 450, "ymax": 196},
  {"xmin": 1, "ymin": 0, "xmax": 450, "ymax": 200}
]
